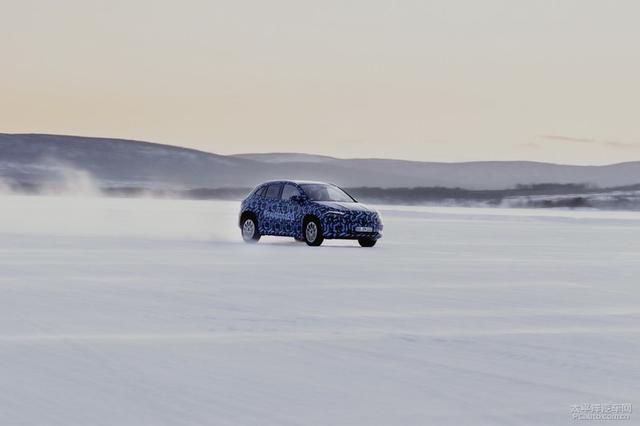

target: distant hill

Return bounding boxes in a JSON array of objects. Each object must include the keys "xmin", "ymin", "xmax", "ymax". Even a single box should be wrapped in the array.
[
  {"xmin": 2, "ymin": 133, "xmax": 640, "ymax": 190},
  {"xmin": 233, "ymin": 153, "xmax": 340, "ymax": 163}
]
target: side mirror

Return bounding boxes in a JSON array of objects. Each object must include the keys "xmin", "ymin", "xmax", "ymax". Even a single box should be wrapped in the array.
[{"xmin": 290, "ymin": 195, "xmax": 307, "ymax": 203}]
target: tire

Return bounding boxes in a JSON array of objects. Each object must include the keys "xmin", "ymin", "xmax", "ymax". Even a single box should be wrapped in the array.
[
  {"xmin": 358, "ymin": 237, "xmax": 376, "ymax": 247},
  {"xmin": 241, "ymin": 217, "xmax": 260, "ymax": 243},
  {"xmin": 303, "ymin": 217, "xmax": 324, "ymax": 246}
]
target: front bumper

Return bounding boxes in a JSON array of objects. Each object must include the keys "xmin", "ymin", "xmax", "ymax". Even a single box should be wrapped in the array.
[
  {"xmin": 322, "ymin": 217, "xmax": 383, "ymax": 240},
  {"xmin": 319, "ymin": 209, "xmax": 383, "ymax": 239}
]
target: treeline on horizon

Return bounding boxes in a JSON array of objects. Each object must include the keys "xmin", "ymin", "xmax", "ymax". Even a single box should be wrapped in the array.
[
  {"xmin": 347, "ymin": 183, "xmax": 598, "ymax": 205},
  {"xmin": 6, "ymin": 181, "xmax": 640, "ymax": 209},
  {"xmin": 105, "ymin": 182, "xmax": 640, "ymax": 209},
  {"xmin": 95, "ymin": 182, "xmax": 594, "ymax": 201}
]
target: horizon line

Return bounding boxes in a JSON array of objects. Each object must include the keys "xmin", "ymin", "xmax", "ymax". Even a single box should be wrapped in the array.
[{"xmin": 1, "ymin": 132, "xmax": 637, "ymax": 168}]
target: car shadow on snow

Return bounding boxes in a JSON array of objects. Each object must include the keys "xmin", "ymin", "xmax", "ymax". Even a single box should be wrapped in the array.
[{"xmin": 250, "ymin": 239, "xmax": 371, "ymax": 249}]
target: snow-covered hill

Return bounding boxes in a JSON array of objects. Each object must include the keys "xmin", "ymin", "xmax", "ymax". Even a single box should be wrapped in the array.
[{"xmin": 2, "ymin": 133, "xmax": 640, "ymax": 190}]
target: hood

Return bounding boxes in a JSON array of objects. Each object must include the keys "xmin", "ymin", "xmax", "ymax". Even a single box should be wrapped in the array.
[{"xmin": 315, "ymin": 201, "xmax": 377, "ymax": 213}]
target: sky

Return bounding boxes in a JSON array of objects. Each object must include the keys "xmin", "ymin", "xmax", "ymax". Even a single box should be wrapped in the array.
[{"xmin": 2, "ymin": 0, "xmax": 639, "ymax": 164}]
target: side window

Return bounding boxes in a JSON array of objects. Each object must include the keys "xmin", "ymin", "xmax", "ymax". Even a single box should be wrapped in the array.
[
  {"xmin": 280, "ymin": 183, "xmax": 301, "ymax": 200},
  {"xmin": 254, "ymin": 186, "xmax": 266, "ymax": 197},
  {"xmin": 264, "ymin": 183, "xmax": 282, "ymax": 199}
]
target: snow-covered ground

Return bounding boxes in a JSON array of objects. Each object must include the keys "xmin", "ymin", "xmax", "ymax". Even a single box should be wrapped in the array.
[{"xmin": 1, "ymin": 195, "xmax": 638, "ymax": 425}]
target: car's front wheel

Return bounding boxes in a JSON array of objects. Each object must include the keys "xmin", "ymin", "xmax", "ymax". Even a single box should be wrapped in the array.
[
  {"xmin": 304, "ymin": 218, "xmax": 324, "ymax": 246},
  {"xmin": 358, "ymin": 237, "xmax": 376, "ymax": 247},
  {"xmin": 241, "ymin": 217, "xmax": 261, "ymax": 243}
]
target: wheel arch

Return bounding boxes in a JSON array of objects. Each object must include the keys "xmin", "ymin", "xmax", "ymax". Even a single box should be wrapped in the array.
[
  {"xmin": 239, "ymin": 210, "xmax": 257, "ymax": 227},
  {"xmin": 302, "ymin": 213, "xmax": 320, "ymax": 227}
]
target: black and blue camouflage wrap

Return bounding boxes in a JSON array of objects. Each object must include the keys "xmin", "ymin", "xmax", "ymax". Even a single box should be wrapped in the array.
[{"xmin": 239, "ymin": 181, "xmax": 383, "ymax": 240}]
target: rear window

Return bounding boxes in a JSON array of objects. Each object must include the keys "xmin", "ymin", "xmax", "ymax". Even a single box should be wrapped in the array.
[{"xmin": 264, "ymin": 183, "xmax": 282, "ymax": 199}]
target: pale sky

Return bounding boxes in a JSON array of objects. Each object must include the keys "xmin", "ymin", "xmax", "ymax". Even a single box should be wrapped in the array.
[{"xmin": 2, "ymin": 0, "xmax": 639, "ymax": 164}]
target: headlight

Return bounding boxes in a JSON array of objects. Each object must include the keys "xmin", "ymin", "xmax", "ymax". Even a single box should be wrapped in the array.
[{"xmin": 326, "ymin": 210, "xmax": 345, "ymax": 216}]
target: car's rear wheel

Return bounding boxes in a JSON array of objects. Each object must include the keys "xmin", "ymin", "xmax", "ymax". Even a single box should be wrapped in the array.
[
  {"xmin": 241, "ymin": 217, "xmax": 260, "ymax": 243},
  {"xmin": 304, "ymin": 218, "xmax": 324, "ymax": 246},
  {"xmin": 358, "ymin": 237, "xmax": 376, "ymax": 247}
]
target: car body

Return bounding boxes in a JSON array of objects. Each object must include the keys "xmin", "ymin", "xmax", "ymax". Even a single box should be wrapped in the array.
[{"xmin": 238, "ymin": 180, "xmax": 383, "ymax": 247}]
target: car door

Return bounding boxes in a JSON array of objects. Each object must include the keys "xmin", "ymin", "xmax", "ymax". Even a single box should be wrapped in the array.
[
  {"xmin": 279, "ymin": 183, "xmax": 303, "ymax": 236},
  {"xmin": 260, "ymin": 182, "xmax": 283, "ymax": 235}
]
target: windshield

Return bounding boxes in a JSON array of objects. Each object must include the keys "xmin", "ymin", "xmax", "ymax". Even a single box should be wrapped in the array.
[{"xmin": 299, "ymin": 184, "xmax": 355, "ymax": 202}]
